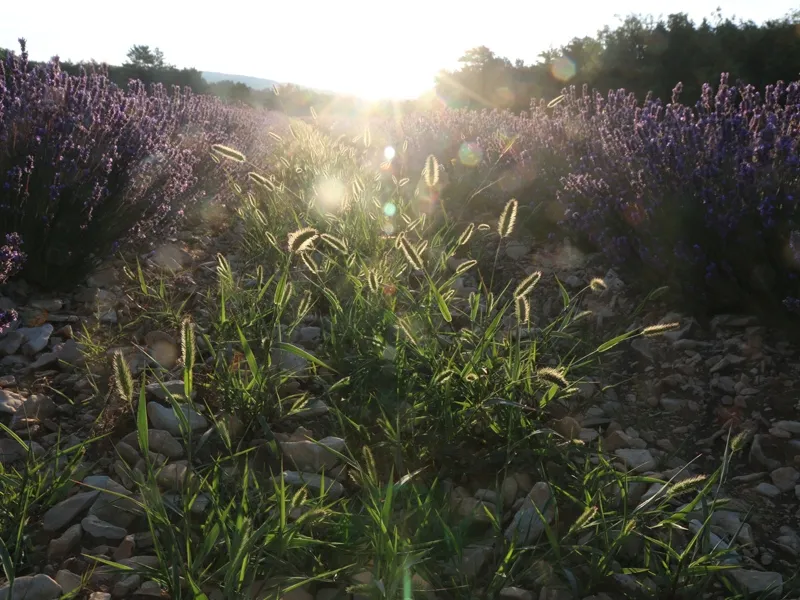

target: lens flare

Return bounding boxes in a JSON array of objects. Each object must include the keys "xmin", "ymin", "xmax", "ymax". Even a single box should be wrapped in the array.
[
  {"xmin": 383, "ymin": 202, "xmax": 397, "ymax": 217},
  {"xmin": 458, "ymin": 142, "xmax": 483, "ymax": 167},
  {"xmin": 384, "ymin": 146, "xmax": 396, "ymax": 161},
  {"xmin": 551, "ymin": 57, "xmax": 577, "ymax": 82},
  {"xmin": 315, "ymin": 177, "xmax": 347, "ymax": 213},
  {"xmin": 382, "ymin": 221, "xmax": 395, "ymax": 235}
]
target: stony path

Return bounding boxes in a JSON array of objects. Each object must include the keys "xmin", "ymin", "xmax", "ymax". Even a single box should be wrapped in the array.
[{"xmin": 0, "ymin": 226, "xmax": 799, "ymax": 600}]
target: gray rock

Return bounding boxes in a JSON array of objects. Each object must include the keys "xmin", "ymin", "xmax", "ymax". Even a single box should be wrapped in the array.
[
  {"xmin": 144, "ymin": 331, "xmax": 179, "ymax": 370},
  {"xmin": 17, "ymin": 324, "xmax": 54, "ymax": 355},
  {"xmin": 42, "ymin": 490, "xmax": 99, "ymax": 531},
  {"xmin": 280, "ymin": 436, "xmax": 345, "ymax": 472},
  {"xmin": 296, "ymin": 326, "xmax": 321, "ymax": 344},
  {"xmin": 146, "ymin": 401, "xmax": 207, "ymax": 436},
  {"xmin": 20, "ymin": 394, "xmax": 57, "ymax": 419},
  {"xmin": 499, "ymin": 588, "xmax": 533, "ymax": 600},
  {"xmin": 145, "ymin": 380, "xmax": 195, "ymax": 400},
  {"xmin": 89, "ymin": 592, "xmax": 111, "ymax": 600},
  {"xmin": 149, "ymin": 244, "xmax": 191, "ymax": 272},
  {"xmin": 659, "ymin": 398, "xmax": 686, "ymax": 412},
  {"xmin": 755, "ymin": 482, "xmax": 781, "ymax": 498},
  {"xmin": 120, "ymin": 429, "xmax": 183, "ymax": 459},
  {"xmin": 504, "ymin": 241, "xmax": 530, "ymax": 260},
  {"xmin": 630, "ymin": 338, "xmax": 654, "ymax": 361},
  {"xmin": 293, "ymin": 398, "xmax": 329, "ymax": 418},
  {"xmin": 54, "ymin": 570, "xmax": 81, "ymax": 595},
  {"xmin": 112, "ymin": 575, "xmax": 141, "ymax": 598},
  {"xmin": 0, "ymin": 438, "xmax": 28, "ymax": 464},
  {"xmin": 729, "ymin": 569, "xmax": 782, "ymax": 597},
  {"xmin": 446, "ymin": 543, "xmax": 494, "ymax": 578},
  {"xmin": 750, "ymin": 435, "xmax": 781, "ymax": 471},
  {"xmin": 770, "ymin": 466, "xmax": 799, "ymax": 492},
  {"xmin": 156, "ymin": 462, "xmax": 189, "ymax": 491},
  {"xmin": 505, "ymin": 482, "xmax": 555, "ymax": 545},
  {"xmin": 30, "ymin": 299, "xmax": 63, "ymax": 312},
  {"xmin": 271, "ymin": 347, "xmax": 309, "ymax": 373},
  {"xmin": 47, "ymin": 523, "xmax": 82, "ymax": 560},
  {"xmin": 81, "ymin": 514, "xmax": 128, "ymax": 540},
  {"xmin": 88, "ymin": 478, "xmax": 140, "ymax": 527},
  {"xmin": 282, "ymin": 471, "xmax": 344, "ymax": 499},
  {"xmin": 0, "ymin": 575, "xmax": 61, "ymax": 600},
  {"xmin": 614, "ymin": 449, "xmax": 656, "ymax": 473},
  {"xmin": 774, "ymin": 420, "xmax": 800, "ymax": 435},
  {"xmin": 0, "ymin": 331, "xmax": 24, "ymax": 355},
  {"xmin": 0, "ymin": 389, "xmax": 24, "ymax": 414}
]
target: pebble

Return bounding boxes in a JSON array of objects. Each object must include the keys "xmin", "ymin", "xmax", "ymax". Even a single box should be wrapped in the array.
[
  {"xmin": 120, "ymin": 429, "xmax": 184, "ymax": 458},
  {"xmin": 81, "ymin": 514, "xmax": 128, "ymax": 541},
  {"xmin": 282, "ymin": 471, "xmax": 344, "ymax": 499},
  {"xmin": 0, "ymin": 574, "xmax": 61, "ymax": 600},
  {"xmin": 755, "ymin": 482, "xmax": 781, "ymax": 498},
  {"xmin": 42, "ymin": 490, "xmax": 99, "ymax": 532},
  {"xmin": 54, "ymin": 570, "xmax": 81, "ymax": 595},
  {"xmin": 47, "ymin": 523, "xmax": 82, "ymax": 560},
  {"xmin": 146, "ymin": 401, "xmax": 208, "ymax": 436},
  {"xmin": 770, "ymin": 466, "xmax": 799, "ymax": 492},
  {"xmin": 279, "ymin": 436, "xmax": 346, "ymax": 472},
  {"xmin": 505, "ymin": 482, "xmax": 554, "ymax": 544},
  {"xmin": 614, "ymin": 449, "xmax": 656, "ymax": 473},
  {"xmin": 0, "ymin": 389, "xmax": 24, "ymax": 414}
]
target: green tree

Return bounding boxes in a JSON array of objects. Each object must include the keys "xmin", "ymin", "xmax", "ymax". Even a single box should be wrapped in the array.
[{"xmin": 125, "ymin": 45, "xmax": 166, "ymax": 69}]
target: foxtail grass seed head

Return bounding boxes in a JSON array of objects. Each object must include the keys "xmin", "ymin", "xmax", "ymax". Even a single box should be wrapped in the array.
[
  {"xmin": 477, "ymin": 223, "xmax": 491, "ymax": 232},
  {"xmin": 288, "ymin": 228, "xmax": 319, "ymax": 254},
  {"xmin": 310, "ymin": 106, "xmax": 318, "ymax": 120},
  {"xmin": 112, "ymin": 350, "xmax": 134, "ymax": 403},
  {"xmin": 268, "ymin": 131, "xmax": 283, "ymax": 141},
  {"xmin": 398, "ymin": 234, "xmax": 423, "ymax": 270},
  {"xmin": 498, "ymin": 198, "xmax": 518, "ymax": 238},
  {"xmin": 537, "ymin": 367, "xmax": 569, "ymax": 388},
  {"xmin": 423, "ymin": 155, "xmax": 440, "ymax": 187},
  {"xmin": 589, "ymin": 278, "xmax": 607, "ymax": 293},
  {"xmin": 180, "ymin": 317, "xmax": 195, "ymax": 369},
  {"xmin": 642, "ymin": 322, "xmax": 681, "ymax": 337},
  {"xmin": 514, "ymin": 270, "xmax": 542, "ymax": 299},
  {"xmin": 515, "ymin": 295, "xmax": 531, "ymax": 324},
  {"xmin": 415, "ymin": 240, "xmax": 428, "ymax": 256},
  {"xmin": 248, "ymin": 171, "xmax": 274, "ymax": 190},
  {"xmin": 300, "ymin": 252, "xmax": 319, "ymax": 273},
  {"xmin": 458, "ymin": 223, "xmax": 475, "ymax": 246},
  {"xmin": 666, "ymin": 474, "xmax": 708, "ymax": 498},
  {"xmin": 319, "ymin": 233, "xmax": 348, "ymax": 254},
  {"xmin": 453, "ymin": 259, "xmax": 477, "ymax": 277},
  {"xmin": 211, "ymin": 144, "xmax": 246, "ymax": 162},
  {"xmin": 547, "ymin": 94, "xmax": 566, "ymax": 108},
  {"xmin": 367, "ymin": 270, "xmax": 380, "ymax": 293},
  {"xmin": 233, "ymin": 182, "xmax": 242, "ymax": 194}
]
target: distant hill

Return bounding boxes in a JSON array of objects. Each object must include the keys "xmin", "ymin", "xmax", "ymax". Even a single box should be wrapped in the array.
[{"xmin": 202, "ymin": 71, "xmax": 281, "ymax": 90}]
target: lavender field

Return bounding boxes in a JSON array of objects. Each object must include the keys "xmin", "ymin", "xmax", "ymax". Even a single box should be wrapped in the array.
[{"xmin": 1, "ymin": 33, "xmax": 800, "ymax": 600}]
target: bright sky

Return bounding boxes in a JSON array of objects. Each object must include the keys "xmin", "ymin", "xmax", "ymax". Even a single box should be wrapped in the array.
[{"xmin": 2, "ymin": 0, "xmax": 797, "ymax": 100}]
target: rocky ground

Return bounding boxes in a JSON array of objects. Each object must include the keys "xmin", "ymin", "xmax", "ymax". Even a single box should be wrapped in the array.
[{"xmin": 0, "ymin": 221, "xmax": 799, "ymax": 600}]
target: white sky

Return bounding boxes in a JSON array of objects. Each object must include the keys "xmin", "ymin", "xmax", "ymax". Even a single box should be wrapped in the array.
[{"xmin": 2, "ymin": 0, "xmax": 798, "ymax": 99}]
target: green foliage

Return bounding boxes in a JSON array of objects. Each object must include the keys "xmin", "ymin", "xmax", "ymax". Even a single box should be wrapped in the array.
[{"xmin": 436, "ymin": 10, "xmax": 800, "ymax": 111}]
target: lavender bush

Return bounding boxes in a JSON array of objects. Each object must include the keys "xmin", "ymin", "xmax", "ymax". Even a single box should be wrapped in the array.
[
  {"xmin": 317, "ymin": 77, "xmax": 800, "ymax": 316},
  {"xmin": 0, "ymin": 232, "xmax": 24, "ymax": 333},
  {"xmin": 557, "ymin": 76, "xmax": 800, "ymax": 314},
  {"xmin": 0, "ymin": 39, "xmax": 284, "ymax": 288}
]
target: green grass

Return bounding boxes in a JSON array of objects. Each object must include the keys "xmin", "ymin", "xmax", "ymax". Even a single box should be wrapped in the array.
[{"xmin": 0, "ymin": 118, "xmax": 783, "ymax": 600}]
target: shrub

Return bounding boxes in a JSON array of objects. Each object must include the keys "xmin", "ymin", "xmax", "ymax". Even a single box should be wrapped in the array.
[
  {"xmin": 558, "ymin": 76, "xmax": 800, "ymax": 315},
  {"xmin": 0, "ymin": 39, "xmax": 283, "ymax": 289},
  {"xmin": 0, "ymin": 231, "xmax": 24, "ymax": 332}
]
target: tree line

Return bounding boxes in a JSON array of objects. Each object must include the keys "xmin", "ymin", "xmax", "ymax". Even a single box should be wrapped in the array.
[{"xmin": 436, "ymin": 9, "xmax": 800, "ymax": 112}]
